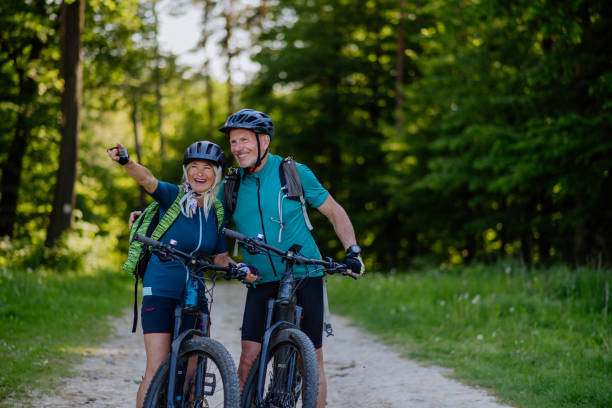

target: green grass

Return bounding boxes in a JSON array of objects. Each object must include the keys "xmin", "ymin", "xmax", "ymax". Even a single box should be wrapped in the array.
[
  {"xmin": 326, "ymin": 264, "xmax": 612, "ymax": 408},
  {"xmin": 0, "ymin": 258, "xmax": 132, "ymax": 405},
  {"xmin": 2, "ymin": 233, "xmax": 610, "ymax": 408}
]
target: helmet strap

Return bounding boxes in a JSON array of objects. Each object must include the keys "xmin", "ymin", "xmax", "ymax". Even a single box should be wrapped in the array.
[{"xmin": 245, "ymin": 133, "xmax": 268, "ymax": 174}]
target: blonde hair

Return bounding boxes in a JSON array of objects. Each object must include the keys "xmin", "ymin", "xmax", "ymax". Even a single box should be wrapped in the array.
[{"xmin": 180, "ymin": 162, "xmax": 223, "ymax": 219}]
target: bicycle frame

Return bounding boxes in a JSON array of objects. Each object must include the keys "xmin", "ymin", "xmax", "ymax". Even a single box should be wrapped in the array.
[
  {"xmin": 254, "ymin": 263, "xmax": 305, "ymax": 406},
  {"xmin": 165, "ymin": 277, "xmax": 210, "ymax": 408},
  {"xmin": 222, "ymin": 228, "xmax": 350, "ymax": 408},
  {"xmin": 133, "ymin": 233, "xmax": 235, "ymax": 408}
]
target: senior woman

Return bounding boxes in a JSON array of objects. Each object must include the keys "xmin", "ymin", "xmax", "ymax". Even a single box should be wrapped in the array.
[{"xmin": 107, "ymin": 141, "xmax": 252, "ymax": 408}]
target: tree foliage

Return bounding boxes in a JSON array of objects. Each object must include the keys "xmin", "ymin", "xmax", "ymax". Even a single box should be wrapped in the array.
[
  {"xmin": 0, "ymin": 0, "xmax": 610, "ymax": 268},
  {"xmin": 235, "ymin": 0, "xmax": 612, "ymax": 267}
]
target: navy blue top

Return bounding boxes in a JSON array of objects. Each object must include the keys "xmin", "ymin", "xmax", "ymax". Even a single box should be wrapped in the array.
[{"xmin": 142, "ymin": 181, "xmax": 227, "ymax": 299}]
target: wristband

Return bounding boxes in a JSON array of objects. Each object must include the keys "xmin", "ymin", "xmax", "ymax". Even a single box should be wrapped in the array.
[{"xmin": 117, "ymin": 146, "xmax": 130, "ymax": 165}]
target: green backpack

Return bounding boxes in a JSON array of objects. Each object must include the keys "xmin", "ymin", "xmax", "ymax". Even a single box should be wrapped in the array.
[{"xmin": 123, "ymin": 186, "xmax": 224, "ymax": 332}]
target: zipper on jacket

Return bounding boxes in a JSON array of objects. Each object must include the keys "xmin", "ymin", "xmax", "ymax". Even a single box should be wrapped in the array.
[{"xmin": 257, "ymin": 178, "xmax": 277, "ymax": 277}]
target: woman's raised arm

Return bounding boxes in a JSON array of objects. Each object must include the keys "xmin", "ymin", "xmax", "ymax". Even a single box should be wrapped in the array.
[{"xmin": 107, "ymin": 143, "xmax": 158, "ymax": 194}]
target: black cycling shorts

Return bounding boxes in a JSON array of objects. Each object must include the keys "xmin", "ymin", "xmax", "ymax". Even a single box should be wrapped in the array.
[
  {"xmin": 141, "ymin": 295, "xmax": 205, "ymax": 334},
  {"xmin": 241, "ymin": 276, "xmax": 324, "ymax": 349}
]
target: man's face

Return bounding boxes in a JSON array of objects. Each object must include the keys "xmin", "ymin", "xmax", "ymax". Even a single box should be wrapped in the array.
[{"xmin": 229, "ymin": 128, "xmax": 269, "ymax": 168}]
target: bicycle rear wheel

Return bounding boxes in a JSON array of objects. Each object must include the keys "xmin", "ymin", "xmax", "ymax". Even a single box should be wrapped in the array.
[
  {"xmin": 241, "ymin": 328, "xmax": 318, "ymax": 408},
  {"xmin": 144, "ymin": 337, "xmax": 240, "ymax": 408}
]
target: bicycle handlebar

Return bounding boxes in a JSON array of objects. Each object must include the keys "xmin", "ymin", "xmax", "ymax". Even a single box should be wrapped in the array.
[
  {"xmin": 133, "ymin": 233, "xmax": 231, "ymax": 273},
  {"xmin": 133, "ymin": 233, "xmax": 164, "ymax": 250},
  {"xmin": 222, "ymin": 228, "xmax": 354, "ymax": 277},
  {"xmin": 221, "ymin": 227, "xmax": 250, "ymax": 244}
]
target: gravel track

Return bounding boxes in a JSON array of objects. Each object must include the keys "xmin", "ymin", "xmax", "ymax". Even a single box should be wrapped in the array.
[{"xmin": 9, "ymin": 282, "xmax": 514, "ymax": 408}]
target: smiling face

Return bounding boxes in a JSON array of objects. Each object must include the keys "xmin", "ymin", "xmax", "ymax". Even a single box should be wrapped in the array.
[
  {"xmin": 229, "ymin": 128, "xmax": 270, "ymax": 170},
  {"xmin": 186, "ymin": 160, "xmax": 216, "ymax": 194}
]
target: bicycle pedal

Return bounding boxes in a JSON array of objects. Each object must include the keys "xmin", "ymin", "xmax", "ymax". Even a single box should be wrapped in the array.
[{"xmin": 204, "ymin": 372, "xmax": 216, "ymax": 396}]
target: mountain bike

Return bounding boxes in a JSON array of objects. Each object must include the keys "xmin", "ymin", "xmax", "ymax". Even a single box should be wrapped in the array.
[
  {"xmin": 221, "ymin": 228, "xmax": 354, "ymax": 408},
  {"xmin": 134, "ymin": 233, "xmax": 251, "ymax": 408}
]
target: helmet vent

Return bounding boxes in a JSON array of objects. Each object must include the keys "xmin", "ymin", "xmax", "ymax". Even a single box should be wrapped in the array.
[
  {"xmin": 183, "ymin": 141, "xmax": 224, "ymax": 167},
  {"xmin": 219, "ymin": 108, "xmax": 274, "ymax": 139}
]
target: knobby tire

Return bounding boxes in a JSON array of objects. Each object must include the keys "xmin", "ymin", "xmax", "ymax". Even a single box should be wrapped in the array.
[
  {"xmin": 144, "ymin": 337, "xmax": 240, "ymax": 408},
  {"xmin": 241, "ymin": 328, "xmax": 318, "ymax": 408}
]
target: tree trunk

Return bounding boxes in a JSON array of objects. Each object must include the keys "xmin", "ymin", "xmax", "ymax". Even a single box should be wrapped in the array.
[
  {"xmin": 202, "ymin": 0, "xmax": 216, "ymax": 134},
  {"xmin": 152, "ymin": 0, "xmax": 166, "ymax": 159},
  {"xmin": 538, "ymin": 192, "xmax": 553, "ymax": 264},
  {"xmin": 204, "ymin": 62, "xmax": 215, "ymax": 133},
  {"xmin": 130, "ymin": 93, "xmax": 146, "ymax": 208},
  {"xmin": 0, "ymin": 0, "xmax": 46, "ymax": 238},
  {"xmin": 46, "ymin": 0, "xmax": 84, "ymax": 247},
  {"xmin": 222, "ymin": 4, "xmax": 235, "ymax": 114},
  {"xmin": 574, "ymin": 189, "xmax": 588, "ymax": 265},
  {"xmin": 395, "ymin": 0, "xmax": 406, "ymax": 134},
  {"xmin": 0, "ymin": 111, "xmax": 29, "ymax": 237}
]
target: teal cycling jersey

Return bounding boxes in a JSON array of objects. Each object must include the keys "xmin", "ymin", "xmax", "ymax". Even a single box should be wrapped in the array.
[{"xmin": 218, "ymin": 153, "xmax": 329, "ymax": 283}]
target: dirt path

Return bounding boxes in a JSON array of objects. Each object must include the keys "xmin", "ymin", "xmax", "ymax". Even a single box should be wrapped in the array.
[{"xmin": 15, "ymin": 282, "xmax": 514, "ymax": 407}]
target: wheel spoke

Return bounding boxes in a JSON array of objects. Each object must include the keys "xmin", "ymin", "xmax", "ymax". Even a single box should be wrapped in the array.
[
  {"xmin": 143, "ymin": 338, "xmax": 239, "ymax": 408},
  {"xmin": 241, "ymin": 329, "xmax": 318, "ymax": 408}
]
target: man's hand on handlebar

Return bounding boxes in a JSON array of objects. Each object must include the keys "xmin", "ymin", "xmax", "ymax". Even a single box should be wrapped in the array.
[
  {"xmin": 345, "ymin": 269, "xmax": 363, "ymax": 279},
  {"xmin": 342, "ymin": 246, "xmax": 365, "ymax": 279}
]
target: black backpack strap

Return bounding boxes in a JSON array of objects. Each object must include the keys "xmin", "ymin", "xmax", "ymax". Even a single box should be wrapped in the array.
[
  {"xmin": 223, "ymin": 166, "xmax": 241, "ymax": 216},
  {"xmin": 279, "ymin": 157, "xmax": 313, "ymax": 231},
  {"xmin": 279, "ymin": 156, "xmax": 304, "ymax": 201},
  {"xmin": 132, "ymin": 274, "xmax": 139, "ymax": 333}
]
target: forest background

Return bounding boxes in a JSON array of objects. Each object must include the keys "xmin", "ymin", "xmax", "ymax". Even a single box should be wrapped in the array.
[
  {"xmin": 1, "ymin": 1, "xmax": 611, "ymax": 406},
  {"xmin": 1, "ymin": 0, "xmax": 611, "ymax": 271}
]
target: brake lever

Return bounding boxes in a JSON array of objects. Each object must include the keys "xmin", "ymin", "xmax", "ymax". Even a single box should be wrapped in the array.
[
  {"xmin": 240, "ymin": 241, "xmax": 263, "ymax": 256},
  {"xmin": 153, "ymin": 247, "xmax": 176, "ymax": 263},
  {"xmin": 329, "ymin": 260, "xmax": 358, "ymax": 280},
  {"xmin": 194, "ymin": 257, "xmax": 213, "ymax": 269}
]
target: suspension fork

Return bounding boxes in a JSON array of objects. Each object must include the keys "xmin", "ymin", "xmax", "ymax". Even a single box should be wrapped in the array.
[
  {"xmin": 254, "ymin": 282, "xmax": 304, "ymax": 405},
  {"xmin": 164, "ymin": 305, "xmax": 183, "ymax": 408},
  {"xmin": 193, "ymin": 311, "xmax": 210, "ymax": 400},
  {"xmin": 166, "ymin": 306, "xmax": 209, "ymax": 407}
]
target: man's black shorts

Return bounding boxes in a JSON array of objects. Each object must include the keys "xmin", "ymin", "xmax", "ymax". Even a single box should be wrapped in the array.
[
  {"xmin": 241, "ymin": 276, "xmax": 324, "ymax": 349},
  {"xmin": 141, "ymin": 295, "xmax": 205, "ymax": 334}
]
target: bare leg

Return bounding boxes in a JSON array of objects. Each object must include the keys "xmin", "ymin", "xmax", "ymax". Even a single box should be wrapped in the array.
[
  {"xmin": 316, "ymin": 348, "xmax": 326, "ymax": 408},
  {"xmin": 238, "ymin": 340, "xmax": 262, "ymax": 390},
  {"xmin": 136, "ymin": 333, "xmax": 171, "ymax": 408}
]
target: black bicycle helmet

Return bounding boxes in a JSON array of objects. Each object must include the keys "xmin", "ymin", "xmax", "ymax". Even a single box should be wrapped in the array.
[
  {"xmin": 183, "ymin": 141, "xmax": 224, "ymax": 167},
  {"xmin": 219, "ymin": 108, "xmax": 274, "ymax": 139}
]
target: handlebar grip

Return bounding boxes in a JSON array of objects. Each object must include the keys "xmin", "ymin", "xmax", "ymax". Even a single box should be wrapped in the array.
[
  {"xmin": 222, "ymin": 228, "xmax": 249, "ymax": 242},
  {"xmin": 133, "ymin": 233, "xmax": 162, "ymax": 248}
]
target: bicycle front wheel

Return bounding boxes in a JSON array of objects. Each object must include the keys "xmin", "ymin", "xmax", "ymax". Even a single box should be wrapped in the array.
[
  {"xmin": 144, "ymin": 337, "xmax": 240, "ymax": 408},
  {"xmin": 241, "ymin": 328, "xmax": 318, "ymax": 408}
]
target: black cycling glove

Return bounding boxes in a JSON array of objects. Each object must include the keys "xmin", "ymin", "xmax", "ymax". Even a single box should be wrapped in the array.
[
  {"xmin": 342, "ymin": 245, "xmax": 365, "ymax": 275},
  {"xmin": 108, "ymin": 145, "xmax": 130, "ymax": 165},
  {"xmin": 117, "ymin": 145, "xmax": 130, "ymax": 165}
]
